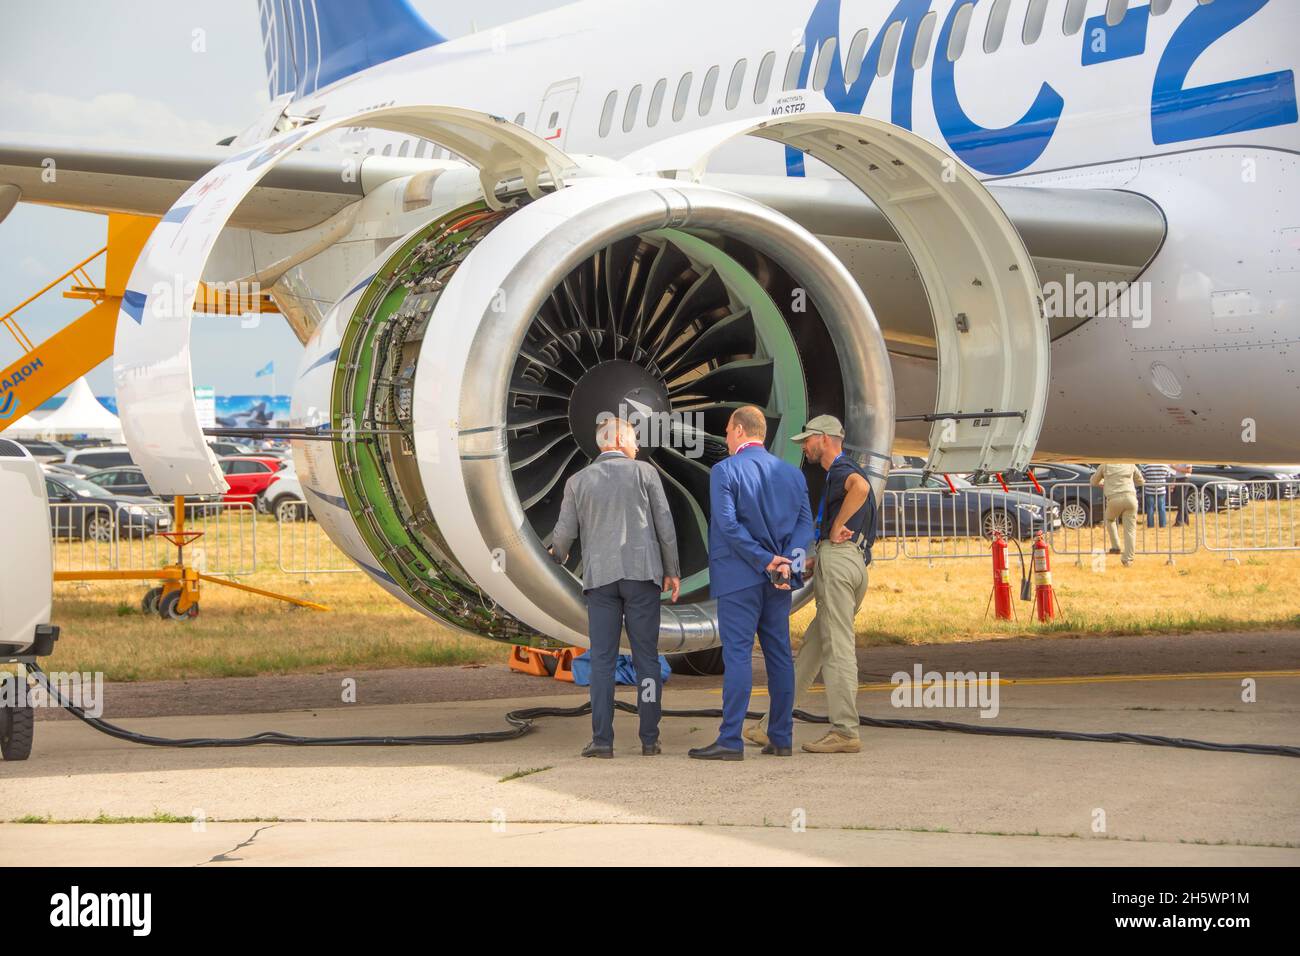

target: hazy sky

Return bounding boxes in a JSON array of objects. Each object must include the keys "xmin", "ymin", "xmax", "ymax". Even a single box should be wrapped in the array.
[{"xmin": 0, "ymin": 0, "xmax": 565, "ymax": 399}]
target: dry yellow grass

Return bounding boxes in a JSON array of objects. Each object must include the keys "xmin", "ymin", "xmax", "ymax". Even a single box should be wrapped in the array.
[{"xmin": 37, "ymin": 514, "xmax": 1300, "ymax": 681}]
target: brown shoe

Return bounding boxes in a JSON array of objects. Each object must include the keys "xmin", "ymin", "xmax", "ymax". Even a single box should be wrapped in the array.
[
  {"xmin": 802, "ymin": 731, "xmax": 861, "ymax": 754},
  {"xmin": 743, "ymin": 723, "xmax": 769, "ymax": 747}
]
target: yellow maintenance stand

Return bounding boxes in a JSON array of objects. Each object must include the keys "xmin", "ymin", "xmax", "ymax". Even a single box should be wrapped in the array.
[{"xmin": 2, "ymin": 214, "xmax": 327, "ymax": 619}]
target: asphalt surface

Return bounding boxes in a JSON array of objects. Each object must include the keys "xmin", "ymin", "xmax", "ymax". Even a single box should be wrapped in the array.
[{"xmin": 4, "ymin": 630, "xmax": 1298, "ymax": 866}]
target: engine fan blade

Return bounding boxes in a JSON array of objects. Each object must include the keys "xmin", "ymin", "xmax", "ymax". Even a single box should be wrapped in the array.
[
  {"xmin": 657, "ymin": 308, "xmax": 755, "ymax": 378},
  {"xmin": 653, "ymin": 461, "xmax": 711, "ymax": 579},
  {"xmin": 668, "ymin": 357, "xmax": 775, "ymax": 406},
  {"xmin": 514, "ymin": 442, "xmax": 583, "ymax": 510}
]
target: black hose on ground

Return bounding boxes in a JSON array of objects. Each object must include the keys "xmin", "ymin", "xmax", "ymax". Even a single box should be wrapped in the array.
[{"xmin": 26, "ymin": 663, "xmax": 1300, "ymax": 758}]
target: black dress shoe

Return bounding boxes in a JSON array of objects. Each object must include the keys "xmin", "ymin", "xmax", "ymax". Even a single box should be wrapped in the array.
[
  {"xmin": 688, "ymin": 742, "xmax": 743, "ymax": 761},
  {"xmin": 581, "ymin": 741, "xmax": 613, "ymax": 758},
  {"xmin": 642, "ymin": 741, "xmax": 662, "ymax": 756},
  {"xmin": 761, "ymin": 744, "xmax": 793, "ymax": 756}
]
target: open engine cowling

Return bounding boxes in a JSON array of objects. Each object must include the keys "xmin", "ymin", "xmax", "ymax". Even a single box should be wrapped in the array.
[
  {"xmin": 293, "ymin": 176, "xmax": 894, "ymax": 651},
  {"xmin": 115, "ymin": 104, "xmax": 1047, "ymax": 655}
]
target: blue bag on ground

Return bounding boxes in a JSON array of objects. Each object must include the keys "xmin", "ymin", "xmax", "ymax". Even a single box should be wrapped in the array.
[{"xmin": 571, "ymin": 653, "xmax": 672, "ymax": 687}]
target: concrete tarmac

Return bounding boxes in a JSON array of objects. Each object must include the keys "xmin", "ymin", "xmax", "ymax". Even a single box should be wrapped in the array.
[{"xmin": 2, "ymin": 635, "xmax": 1298, "ymax": 865}]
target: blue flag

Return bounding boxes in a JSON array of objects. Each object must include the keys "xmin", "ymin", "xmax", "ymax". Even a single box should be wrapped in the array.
[{"xmin": 255, "ymin": 361, "xmax": 274, "ymax": 378}]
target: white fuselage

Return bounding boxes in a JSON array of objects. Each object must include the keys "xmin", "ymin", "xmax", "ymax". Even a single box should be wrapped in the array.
[{"xmin": 243, "ymin": 0, "xmax": 1300, "ymax": 463}]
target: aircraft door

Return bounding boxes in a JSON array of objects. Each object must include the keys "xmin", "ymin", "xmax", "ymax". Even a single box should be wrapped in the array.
[{"xmin": 537, "ymin": 77, "xmax": 581, "ymax": 148}]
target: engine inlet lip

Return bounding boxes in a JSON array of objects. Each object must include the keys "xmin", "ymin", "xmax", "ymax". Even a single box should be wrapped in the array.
[{"xmin": 455, "ymin": 179, "xmax": 894, "ymax": 652}]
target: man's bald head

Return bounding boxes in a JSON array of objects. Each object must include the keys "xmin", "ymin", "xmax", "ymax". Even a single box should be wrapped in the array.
[{"xmin": 726, "ymin": 405, "xmax": 767, "ymax": 454}]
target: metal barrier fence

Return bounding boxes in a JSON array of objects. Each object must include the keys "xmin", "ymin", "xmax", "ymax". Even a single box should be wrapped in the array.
[
  {"xmin": 1046, "ymin": 481, "xmax": 1200, "ymax": 562},
  {"xmin": 882, "ymin": 486, "xmax": 1058, "ymax": 561},
  {"xmin": 1201, "ymin": 479, "xmax": 1300, "ymax": 559},
  {"xmin": 49, "ymin": 500, "xmax": 257, "ymax": 576},
  {"xmin": 275, "ymin": 500, "xmax": 360, "ymax": 574},
  {"xmin": 48, "ymin": 502, "xmax": 118, "ymax": 575},
  {"xmin": 46, "ymin": 480, "xmax": 1300, "ymax": 583}
]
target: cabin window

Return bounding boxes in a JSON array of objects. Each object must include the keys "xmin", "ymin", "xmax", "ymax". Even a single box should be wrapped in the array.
[
  {"xmin": 878, "ymin": 21, "xmax": 902, "ymax": 76},
  {"xmin": 647, "ymin": 78, "xmax": 667, "ymax": 127},
  {"xmin": 398, "ymin": 140, "xmax": 410, "ymax": 157},
  {"xmin": 673, "ymin": 73, "xmax": 693, "ymax": 121},
  {"xmin": 783, "ymin": 44, "xmax": 805, "ymax": 90},
  {"xmin": 812, "ymin": 37, "xmax": 837, "ymax": 91},
  {"xmin": 844, "ymin": 29, "xmax": 870, "ymax": 84},
  {"xmin": 947, "ymin": 3, "xmax": 975, "ymax": 60},
  {"xmin": 1023, "ymin": 0, "xmax": 1048, "ymax": 44},
  {"xmin": 623, "ymin": 84, "xmax": 642, "ymax": 133},
  {"xmin": 984, "ymin": 0, "xmax": 1011, "ymax": 54},
  {"xmin": 699, "ymin": 65, "xmax": 720, "ymax": 115},
  {"xmin": 754, "ymin": 51, "xmax": 776, "ymax": 102},
  {"xmin": 726, "ymin": 59, "xmax": 748, "ymax": 109},
  {"xmin": 1106, "ymin": 0, "xmax": 1128, "ymax": 26},
  {"xmin": 1063, "ymin": 0, "xmax": 1088, "ymax": 35},
  {"xmin": 911, "ymin": 11, "xmax": 938, "ymax": 68},
  {"xmin": 1150, "ymin": 0, "xmax": 1173, "ymax": 12},
  {"xmin": 599, "ymin": 90, "xmax": 617, "ymax": 137}
]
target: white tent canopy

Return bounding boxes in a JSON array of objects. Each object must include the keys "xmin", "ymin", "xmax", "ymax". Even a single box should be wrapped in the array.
[{"xmin": 7, "ymin": 377, "xmax": 123, "ymax": 442}]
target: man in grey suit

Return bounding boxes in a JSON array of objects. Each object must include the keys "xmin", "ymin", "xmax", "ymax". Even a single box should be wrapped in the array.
[{"xmin": 551, "ymin": 417, "xmax": 681, "ymax": 758}]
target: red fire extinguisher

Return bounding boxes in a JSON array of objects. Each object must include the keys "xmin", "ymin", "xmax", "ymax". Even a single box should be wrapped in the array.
[
  {"xmin": 1032, "ymin": 531, "xmax": 1059, "ymax": 622},
  {"xmin": 989, "ymin": 533, "xmax": 1014, "ymax": 620}
]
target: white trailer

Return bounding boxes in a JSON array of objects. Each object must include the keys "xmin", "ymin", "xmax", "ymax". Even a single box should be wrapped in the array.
[{"xmin": 0, "ymin": 437, "xmax": 61, "ymax": 760}]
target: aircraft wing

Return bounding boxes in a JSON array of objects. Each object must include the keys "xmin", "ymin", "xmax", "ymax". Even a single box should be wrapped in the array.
[{"xmin": 0, "ymin": 135, "xmax": 400, "ymax": 233}]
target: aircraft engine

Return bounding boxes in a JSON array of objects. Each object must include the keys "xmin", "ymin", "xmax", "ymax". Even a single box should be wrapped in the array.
[{"xmin": 291, "ymin": 175, "xmax": 894, "ymax": 653}]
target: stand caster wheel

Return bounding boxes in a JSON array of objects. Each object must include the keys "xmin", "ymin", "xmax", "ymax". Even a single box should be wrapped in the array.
[
  {"xmin": 141, "ymin": 587, "xmax": 163, "ymax": 614},
  {"xmin": 158, "ymin": 591, "xmax": 199, "ymax": 621}
]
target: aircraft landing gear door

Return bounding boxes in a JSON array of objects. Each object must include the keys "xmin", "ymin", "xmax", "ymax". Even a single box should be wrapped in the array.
[{"xmin": 537, "ymin": 77, "xmax": 581, "ymax": 149}]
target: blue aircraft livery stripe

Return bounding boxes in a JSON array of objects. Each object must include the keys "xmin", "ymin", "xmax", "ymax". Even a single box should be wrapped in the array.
[
  {"xmin": 299, "ymin": 347, "xmax": 340, "ymax": 379},
  {"xmin": 1081, "ymin": 7, "xmax": 1150, "ymax": 66},
  {"xmin": 258, "ymin": 0, "xmax": 446, "ymax": 100},
  {"xmin": 303, "ymin": 484, "xmax": 349, "ymax": 511},
  {"xmin": 122, "ymin": 289, "xmax": 148, "ymax": 325},
  {"xmin": 160, "ymin": 204, "xmax": 195, "ymax": 226}
]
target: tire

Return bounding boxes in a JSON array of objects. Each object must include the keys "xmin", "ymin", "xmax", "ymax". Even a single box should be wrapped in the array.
[
  {"xmin": 1059, "ymin": 501, "xmax": 1090, "ymax": 530},
  {"xmin": 1, "ymin": 682, "xmax": 34, "ymax": 761},
  {"xmin": 141, "ymin": 587, "xmax": 163, "ymax": 614},
  {"xmin": 1249, "ymin": 479, "xmax": 1274, "ymax": 500},
  {"xmin": 158, "ymin": 590, "xmax": 199, "ymax": 622},
  {"xmin": 981, "ymin": 509, "xmax": 1014, "ymax": 540},
  {"xmin": 274, "ymin": 497, "xmax": 303, "ymax": 523},
  {"xmin": 84, "ymin": 512, "xmax": 114, "ymax": 543},
  {"xmin": 667, "ymin": 647, "xmax": 726, "ymax": 676},
  {"xmin": 1187, "ymin": 490, "xmax": 1214, "ymax": 514}
]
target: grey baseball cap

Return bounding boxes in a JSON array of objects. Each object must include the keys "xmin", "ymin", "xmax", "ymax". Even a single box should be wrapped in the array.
[{"xmin": 790, "ymin": 414, "xmax": 845, "ymax": 441}]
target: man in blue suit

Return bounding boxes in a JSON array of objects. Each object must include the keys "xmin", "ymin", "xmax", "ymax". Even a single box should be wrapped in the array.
[{"xmin": 689, "ymin": 405, "xmax": 813, "ymax": 761}]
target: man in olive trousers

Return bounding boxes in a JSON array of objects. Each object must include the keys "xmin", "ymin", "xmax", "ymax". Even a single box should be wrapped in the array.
[{"xmin": 749, "ymin": 415, "xmax": 875, "ymax": 754}]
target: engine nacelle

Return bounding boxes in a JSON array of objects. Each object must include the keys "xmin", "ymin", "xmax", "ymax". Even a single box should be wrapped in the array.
[{"xmin": 293, "ymin": 175, "xmax": 894, "ymax": 651}]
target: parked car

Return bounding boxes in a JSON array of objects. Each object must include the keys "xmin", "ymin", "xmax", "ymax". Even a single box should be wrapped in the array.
[
  {"xmin": 217, "ymin": 455, "xmax": 285, "ymax": 503},
  {"xmin": 256, "ymin": 466, "xmax": 311, "ymax": 521},
  {"xmin": 968, "ymin": 462, "xmax": 1104, "ymax": 529},
  {"xmin": 207, "ymin": 440, "xmax": 255, "ymax": 458},
  {"xmin": 1175, "ymin": 473, "xmax": 1251, "ymax": 519},
  {"xmin": 881, "ymin": 470, "xmax": 1061, "ymax": 539},
  {"xmin": 14, "ymin": 439, "xmax": 69, "ymax": 463},
  {"xmin": 63, "ymin": 444, "xmax": 135, "ymax": 470},
  {"xmin": 1192, "ymin": 464, "xmax": 1300, "ymax": 500},
  {"xmin": 42, "ymin": 473, "xmax": 172, "ymax": 541},
  {"xmin": 83, "ymin": 466, "xmax": 221, "ymax": 517},
  {"xmin": 42, "ymin": 461, "xmax": 100, "ymax": 477}
]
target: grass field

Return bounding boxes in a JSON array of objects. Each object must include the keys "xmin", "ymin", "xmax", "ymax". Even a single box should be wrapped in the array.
[{"xmin": 32, "ymin": 511, "xmax": 1300, "ymax": 682}]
